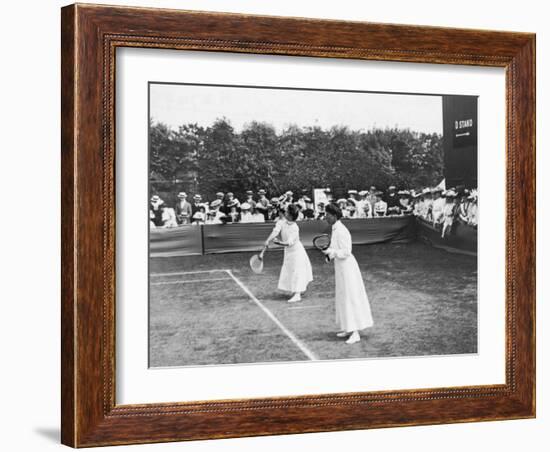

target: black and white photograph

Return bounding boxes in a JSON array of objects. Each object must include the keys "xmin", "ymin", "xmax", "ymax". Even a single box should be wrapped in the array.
[{"xmin": 148, "ymin": 82, "xmax": 478, "ymax": 367}]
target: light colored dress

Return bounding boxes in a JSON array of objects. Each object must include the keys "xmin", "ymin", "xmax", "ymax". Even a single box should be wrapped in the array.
[
  {"xmin": 271, "ymin": 221, "xmax": 313, "ymax": 293},
  {"xmin": 326, "ymin": 221, "xmax": 374, "ymax": 332}
]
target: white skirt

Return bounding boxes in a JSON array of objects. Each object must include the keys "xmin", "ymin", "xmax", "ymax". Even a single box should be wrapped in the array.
[
  {"xmin": 278, "ymin": 241, "xmax": 313, "ymax": 293},
  {"xmin": 334, "ymin": 254, "xmax": 374, "ymax": 332}
]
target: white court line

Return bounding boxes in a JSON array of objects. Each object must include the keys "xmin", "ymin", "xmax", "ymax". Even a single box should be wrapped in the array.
[
  {"xmin": 151, "ymin": 269, "xmax": 229, "ymax": 277},
  {"xmin": 151, "ymin": 278, "xmax": 232, "ymax": 286},
  {"xmin": 225, "ymin": 270, "xmax": 319, "ymax": 361}
]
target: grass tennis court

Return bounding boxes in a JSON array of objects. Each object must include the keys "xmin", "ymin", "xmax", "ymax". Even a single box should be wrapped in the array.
[{"xmin": 149, "ymin": 242, "xmax": 477, "ymax": 367}]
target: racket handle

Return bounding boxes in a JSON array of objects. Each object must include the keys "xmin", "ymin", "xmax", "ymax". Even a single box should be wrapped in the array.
[{"xmin": 259, "ymin": 245, "xmax": 267, "ymax": 259}]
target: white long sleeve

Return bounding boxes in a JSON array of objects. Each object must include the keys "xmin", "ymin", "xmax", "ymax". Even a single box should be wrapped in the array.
[
  {"xmin": 266, "ymin": 220, "xmax": 283, "ymax": 242},
  {"xmin": 327, "ymin": 222, "xmax": 352, "ymax": 260}
]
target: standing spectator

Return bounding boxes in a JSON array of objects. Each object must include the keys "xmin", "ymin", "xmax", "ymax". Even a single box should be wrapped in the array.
[
  {"xmin": 324, "ymin": 188, "xmax": 334, "ymax": 204},
  {"xmin": 347, "ymin": 190, "xmax": 359, "ymax": 204},
  {"xmin": 413, "ymin": 191, "xmax": 425, "ymax": 217},
  {"xmin": 174, "ymin": 192, "xmax": 192, "ymax": 225},
  {"xmin": 224, "ymin": 192, "xmax": 241, "ymax": 213},
  {"xmin": 441, "ymin": 191, "xmax": 458, "ymax": 237},
  {"xmin": 191, "ymin": 194, "xmax": 204, "ymax": 218},
  {"xmin": 458, "ymin": 191, "xmax": 471, "ymax": 223},
  {"xmin": 268, "ymin": 198, "xmax": 280, "ymax": 221},
  {"xmin": 244, "ymin": 190, "xmax": 257, "ymax": 210},
  {"xmin": 355, "ymin": 191, "xmax": 370, "ymax": 219},
  {"xmin": 423, "ymin": 188, "xmax": 434, "ymax": 221},
  {"xmin": 431, "ymin": 187, "xmax": 445, "ymax": 225},
  {"xmin": 297, "ymin": 192, "xmax": 308, "ymax": 211},
  {"xmin": 366, "ymin": 186, "xmax": 378, "ymax": 212},
  {"xmin": 467, "ymin": 191, "xmax": 478, "ymax": 226},
  {"xmin": 385, "ymin": 185, "xmax": 400, "ymax": 215},
  {"xmin": 150, "ymin": 195, "xmax": 164, "ymax": 227},
  {"xmin": 373, "ymin": 192, "xmax": 388, "ymax": 217},
  {"xmin": 256, "ymin": 189, "xmax": 270, "ymax": 220},
  {"xmin": 398, "ymin": 190, "xmax": 413, "ymax": 215},
  {"xmin": 279, "ymin": 191, "xmax": 294, "ymax": 210},
  {"xmin": 303, "ymin": 196, "xmax": 315, "ymax": 219}
]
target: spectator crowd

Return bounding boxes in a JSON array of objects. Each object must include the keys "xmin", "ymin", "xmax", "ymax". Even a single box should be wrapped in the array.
[{"xmin": 150, "ymin": 185, "xmax": 478, "ymax": 236}]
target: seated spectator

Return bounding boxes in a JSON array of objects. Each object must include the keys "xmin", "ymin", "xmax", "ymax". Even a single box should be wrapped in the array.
[
  {"xmin": 161, "ymin": 206, "xmax": 178, "ymax": 228},
  {"xmin": 192, "ymin": 206, "xmax": 206, "ymax": 225},
  {"xmin": 251, "ymin": 207, "xmax": 266, "ymax": 223},
  {"xmin": 336, "ymin": 198, "xmax": 349, "ymax": 218},
  {"xmin": 303, "ymin": 196, "xmax": 315, "ymax": 219},
  {"xmin": 373, "ymin": 192, "xmax": 388, "ymax": 217},
  {"xmin": 316, "ymin": 202, "xmax": 326, "ymax": 220},
  {"xmin": 226, "ymin": 201, "xmax": 241, "ymax": 223},
  {"xmin": 295, "ymin": 203, "xmax": 305, "ymax": 221},
  {"xmin": 205, "ymin": 209, "xmax": 223, "ymax": 225},
  {"xmin": 346, "ymin": 199, "xmax": 357, "ymax": 218},
  {"xmin": 209, "ymin": 199, "xmax": 226, "ymax": 223},
  {"xmin": 268, "ymin": 198, "xmax": 280, "ymax": 221},
  {"xmin": 150, "ymin": 195, "xmax": 164, "ymax": 227},
  {"xmin": 240, "ymin": 203, "xmax": 254, "ymax": 223}
]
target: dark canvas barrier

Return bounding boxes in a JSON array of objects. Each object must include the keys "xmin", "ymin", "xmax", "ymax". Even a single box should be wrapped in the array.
[
  {"xmin": 416, "ymin": 217, "xmax": 477, "ymax": 256},
  {"xmin": 150, "ymin": 225, "xmax": 203, "ymax": 257},
  {"xmin": 203, "ymin": 216, "xmax": 416, "ymax": 255},
  {"xmin": 149, "ymin": 217, "xmax": 417, "ymax": 257}
]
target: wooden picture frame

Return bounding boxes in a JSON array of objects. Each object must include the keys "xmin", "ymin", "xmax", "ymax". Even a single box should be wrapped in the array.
[{"xmin": 61, "ymin": 3, "xmax": 535, "ymax": 447}]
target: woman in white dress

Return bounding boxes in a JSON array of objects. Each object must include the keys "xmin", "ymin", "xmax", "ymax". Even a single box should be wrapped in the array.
[
  {"xmin": 323, "ymin": 204, "xmax": 374, "ymax": 344},
  {"xmin": 264, "ymin": 204, "xmax": 313, "ymax": 303}
]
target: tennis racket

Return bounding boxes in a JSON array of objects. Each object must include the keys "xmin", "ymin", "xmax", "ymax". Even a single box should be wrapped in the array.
[
  {"xmin": 312, "ymin": 234, "xmax": 331, "ymax": 251},
  {"xmin": 249, "ymin": 245, "xmax": 268, "ymax": 274}
]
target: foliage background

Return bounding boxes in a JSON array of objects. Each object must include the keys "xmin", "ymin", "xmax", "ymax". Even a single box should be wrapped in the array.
[{"xmin": 150, "ymin": 118, "xmax": 444, "ymax": 205}]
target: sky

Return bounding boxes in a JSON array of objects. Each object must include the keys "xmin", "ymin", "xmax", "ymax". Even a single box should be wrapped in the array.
[{"xmin": 149, "ymin": 83, "xmax": 443, "ymax": 134}]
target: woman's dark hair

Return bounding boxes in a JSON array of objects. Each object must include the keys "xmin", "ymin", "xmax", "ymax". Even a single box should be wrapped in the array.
[
  {"xmin": 286, "ymin": 204, "xmax": 300, "ymax": 221},
  {"xmin": 325, "ymin": 203, "xmax": 343, "ymax": 220}
]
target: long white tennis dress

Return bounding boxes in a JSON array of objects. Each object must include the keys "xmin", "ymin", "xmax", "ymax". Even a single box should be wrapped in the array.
[
  {"xmin": 327, "ymin": 220, "xmax": 374, "ymax": 332},
  {"xmin": 276, "ymin": 221, "xmax": 313, "ymax": 293}
]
